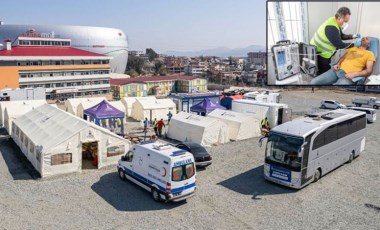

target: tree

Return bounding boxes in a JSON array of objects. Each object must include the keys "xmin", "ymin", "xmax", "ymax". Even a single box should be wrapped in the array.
[
  {"xmin": 126, "ymin": 56, "xmax": 145, "ymax": 74},
  {"xmin": 126, "ymin": 69, "xmax": 139, "ymax": 77},
  {"xmin": 154, "ymin": 61, "xmax": 167, "ymax": 76},
  {"xmin": 146, "ymin": 48, "xmax": 159, "ymax": 62}
]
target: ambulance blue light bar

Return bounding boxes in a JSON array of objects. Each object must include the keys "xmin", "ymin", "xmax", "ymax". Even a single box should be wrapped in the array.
[{"xmin": 171, "ymin": 150, "xmax": 187, "ymax": 156}]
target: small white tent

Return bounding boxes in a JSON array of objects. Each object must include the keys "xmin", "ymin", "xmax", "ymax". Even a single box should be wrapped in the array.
[
  {"xmin": 11, "ymin": 104, "xmax": 131, "ymax": 178},
  {"xmin": 65, "ymin": 97, "xmax": 106, "ymax": 116},
  {"xmin": 167, "ymin": 112, "xmax": 229, "ymax": 147},
  {"xmin": 121, "ymin": 96, "xmax": 157, "ymax": 117},
  {"xmin": 0, "ymin": 100, "xmax": 46, "ymax": 127},
  {"xmin": 131, "ymin": 98, "xmax": 176, "ymax": 121},
  {"xmin": 208, "ymin": 109, "xmax": 261, "ymax": 140}
]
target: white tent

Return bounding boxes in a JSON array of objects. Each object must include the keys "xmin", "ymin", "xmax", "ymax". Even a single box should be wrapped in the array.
[
  {"xmin": 109, "ymin": 101, "xmax": 127, "ymax": 123},
  {"xmin": 167, "ymin": 112, "xmax": 229, "ymax": 147},
  {"xmin": 11, "ymin": 104, "xmax": 131, "ymax": 178},
  {"xmin": 0, "ymin": 100, "xmax": 46, "ymax": 127},
  {"xmin": 49, "ymin": 104, "xmax": 58, "ymax": 108},
  {"xmin": 232, "ymin": 99, "xmax": 291, "ymax": 127},
  {"xmin": 121, "ymin": 96, "xmax": 157, "ymax": 117},
  {"xmin": 131, "ymin": 98, "xmax": 176, "ymax": 121},
  {"xmin": 208, "ymin": 109, "xmax": 261, "ymax": 140},
  {"xmin": 65, "ymin": 97, "xmax": 106, "ymax": 116}
]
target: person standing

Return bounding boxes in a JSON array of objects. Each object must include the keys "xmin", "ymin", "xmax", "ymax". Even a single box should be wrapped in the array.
[
  {"xmin": 143, "ymin": 117, "xmax": 149, "ymax": 133},
  {"xmin": 152, "ymin": 118, "xmax": 158, "ymax": 136},
  {"xmin": 261, "ymin": 117, "xmax": 270, "ymax": 136},
  {"xmin": 167, "ymin": 111, "xmax": 173, "ymax": 125},
  {"xmin": 310, "ymin": 7, "xmax": 361, "ymax": 74},
  {"xmin": 157, "ymin": 118, "xmax": 165, "ymax": 137}
]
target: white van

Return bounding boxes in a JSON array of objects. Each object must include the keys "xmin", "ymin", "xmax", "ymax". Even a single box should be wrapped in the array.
[
  {"xmin": 347, "ymin": 107, "xmax": 376, "ymax": 123},
  {"xmin": 117, "ymin": 141, "xmax": 196, "ymax": 202}
]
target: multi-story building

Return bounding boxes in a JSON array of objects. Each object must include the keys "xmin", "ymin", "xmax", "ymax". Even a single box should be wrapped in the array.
[
  {"xmin": 0, "ymin": 24, "xmax": 128, "ymax": 73},
  {"xmin": 184, "ymin": 66, "xmax": 204, "ymax": 76},
  {"xmin": 247, "ymin": 52, "xmax": 266, "ymax": 65},
  {"xmin": 111, "ymin": 75, "xmax": 208, "ymax": 99},
  {"xmin": 0, "ymin": 33, "xmax": 112, "ymax": 100},
  {"xmin": 128, "ymin": 50, "xmax": 144, "ymax": 56}
]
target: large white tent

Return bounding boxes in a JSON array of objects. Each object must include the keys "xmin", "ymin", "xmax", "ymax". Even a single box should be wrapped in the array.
[
  {"xmin": 121, "ymin": 96, "xmax": 157, "ymax": 117},
  {"xmin": 167, "ymin": 112, "xmax": 229, "ymax": 147},
  {"xmin": 65, "ymin": 97, "xmax": 106, "ymax": 116},
  {"xmin": 131, "ymin": 98, "xmax": 176, "ymax": 121},
  {"xmin": 11, "ymin": 104, "xmax": 131, "ymax": 178},
  {"xmin": 0, "ymin": 100, "xmax": 46, "ymax": 127},
  {"xmin": 208, "ymin": 109, "xmax": 261, "ymax": 141}
]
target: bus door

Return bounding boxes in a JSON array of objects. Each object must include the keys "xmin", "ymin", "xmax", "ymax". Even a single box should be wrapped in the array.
[{"xmin": 301, "ymin": 133, "xmax": 314, "ymax": 185}]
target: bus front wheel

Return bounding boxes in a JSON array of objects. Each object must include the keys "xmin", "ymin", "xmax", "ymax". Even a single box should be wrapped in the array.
[{"xmin": 313, "ymin": 169, "xmax": 321, "ymax": 183}]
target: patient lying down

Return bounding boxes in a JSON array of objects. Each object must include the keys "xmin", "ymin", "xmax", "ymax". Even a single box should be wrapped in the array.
[{"xmin": 311, "ymin": 37, "xmax": 376, "ymax": 85}]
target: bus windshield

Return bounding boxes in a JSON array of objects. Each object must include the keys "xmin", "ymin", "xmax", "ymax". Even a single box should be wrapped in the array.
[{"xmin": 265, "ymin": 133, "xmax": 304, "ymax": 172}]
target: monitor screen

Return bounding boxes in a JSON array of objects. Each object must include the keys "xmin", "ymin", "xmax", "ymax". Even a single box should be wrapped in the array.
[{"xmin": 277, "ymin": 51, "xmax": 286, "ymax": 65}]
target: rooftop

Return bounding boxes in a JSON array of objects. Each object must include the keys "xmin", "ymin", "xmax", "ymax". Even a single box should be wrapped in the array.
[{"xmin": 110, "ymin": 75, "xmax": 201, "ymax": 85}]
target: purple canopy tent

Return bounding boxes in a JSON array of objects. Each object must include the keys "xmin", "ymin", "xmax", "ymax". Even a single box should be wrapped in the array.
[
  {"xmin": 190, "ymin": 98, "xmax": 226, "ymax": 116},
  {"xmin": 84, "ymin": 100, "xmax": 125, "ymax": 135}
]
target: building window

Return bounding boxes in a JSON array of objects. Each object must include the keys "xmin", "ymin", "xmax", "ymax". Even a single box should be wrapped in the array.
[{"xmin": 51, "ymin": 153, "xmax": 72, "ymax": 165}]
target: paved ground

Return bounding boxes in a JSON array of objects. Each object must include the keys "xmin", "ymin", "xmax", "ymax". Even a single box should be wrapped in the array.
[{"xmin": 0, "ymin": 89, "xmax": 379, "ymax": 230}]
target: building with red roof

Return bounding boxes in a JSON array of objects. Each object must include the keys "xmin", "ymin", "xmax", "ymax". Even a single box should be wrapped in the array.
[
  {"xmin": 0, "ymin": 32, "xmax": 112, "ymax": 100},
  {"xmin": 110, "ymin": 75, "xmax": 208, "ymax": 98}
]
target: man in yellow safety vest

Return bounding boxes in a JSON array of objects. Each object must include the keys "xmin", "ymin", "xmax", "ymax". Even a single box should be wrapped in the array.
[{"xmin": 310, "ymin": 7, "xmax": 361, "ymax": 75}]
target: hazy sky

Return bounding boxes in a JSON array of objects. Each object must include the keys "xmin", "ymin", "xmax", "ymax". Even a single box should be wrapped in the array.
[{"xmin": 0, "ymin": 0, "xmax": 266, "ymax": 53}]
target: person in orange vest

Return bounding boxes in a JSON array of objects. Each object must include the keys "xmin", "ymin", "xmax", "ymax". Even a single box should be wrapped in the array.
[{"xmin": 156, "ymin": 118, "xmax": 165, "ymax": 137}]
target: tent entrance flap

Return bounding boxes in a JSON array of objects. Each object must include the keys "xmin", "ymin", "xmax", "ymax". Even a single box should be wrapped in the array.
[{"xmin": 82, "ymin": 141, "xmax": 98, "ymax": 170}]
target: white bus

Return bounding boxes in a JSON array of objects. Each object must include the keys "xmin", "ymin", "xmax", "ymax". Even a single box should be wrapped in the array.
[
  {"xmin": 262, "ymin": 109, "xmax": 367, "ymax": 189},
  {"xmin": 347, "ymin": 107, "xmax": 376, "ymax": 123}
]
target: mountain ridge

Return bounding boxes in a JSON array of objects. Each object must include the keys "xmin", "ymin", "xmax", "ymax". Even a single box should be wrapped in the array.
[{"xmin": 164, "ymin": 45, "xmax": 265, "ymax": 57}]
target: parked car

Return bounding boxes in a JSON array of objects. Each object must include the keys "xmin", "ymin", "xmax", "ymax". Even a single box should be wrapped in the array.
[
  {"xmin": 175, "ymin": 142, "xmax": 212, "ymax": 167},
  {"xmin": 320, "ymin": 100, "xmax": 347, "ymax": 109}
]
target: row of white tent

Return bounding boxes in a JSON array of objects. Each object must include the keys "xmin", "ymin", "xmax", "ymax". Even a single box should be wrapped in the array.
[
  {"xmin": 64, "ymin": 96, "xmax": 176, "ymax": 121},
  {"xmin": 167, "ymin": 110, "xmax": 261, "ymax": 147}
]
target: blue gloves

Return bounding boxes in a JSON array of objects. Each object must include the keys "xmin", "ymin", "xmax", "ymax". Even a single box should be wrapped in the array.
[
  {"xmin": 353, "ymin": 33, "xmax": 361, "ymax": 39},
  {"xmin": 354, "ymin": 40, "xmax": 362, "ymax": 47}
]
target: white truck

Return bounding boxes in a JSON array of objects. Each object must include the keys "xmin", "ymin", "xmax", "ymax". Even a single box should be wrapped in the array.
[
  {"xmin": 243, "ymin": 92, "xmax": 281, "ymax": 103},
  {"xmin": 117, "ymin": 142, "xmax": 196, "ymax": 202},
  {"xmin": 231, "ymin": 99, "xmax": 291, "ymax": 127},
  {"xmin": 352, "ymin": 97, "xmax": 380, "ymax": 109}
]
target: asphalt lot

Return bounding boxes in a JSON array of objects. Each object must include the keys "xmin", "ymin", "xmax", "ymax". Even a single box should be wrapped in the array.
[{"xmin": 0, "ymin": 89, "xmax": 379, "ymax": 230}]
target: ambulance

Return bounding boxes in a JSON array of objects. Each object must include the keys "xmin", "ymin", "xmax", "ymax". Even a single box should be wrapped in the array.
[{"xmin": 117, "ymin": 141, "xmax": 196, "ymax": 202}]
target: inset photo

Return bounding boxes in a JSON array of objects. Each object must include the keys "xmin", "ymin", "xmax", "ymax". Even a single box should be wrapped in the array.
[{"xmin": 267, "ymin": 1, "xmax": 380, "ymax": 86}]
